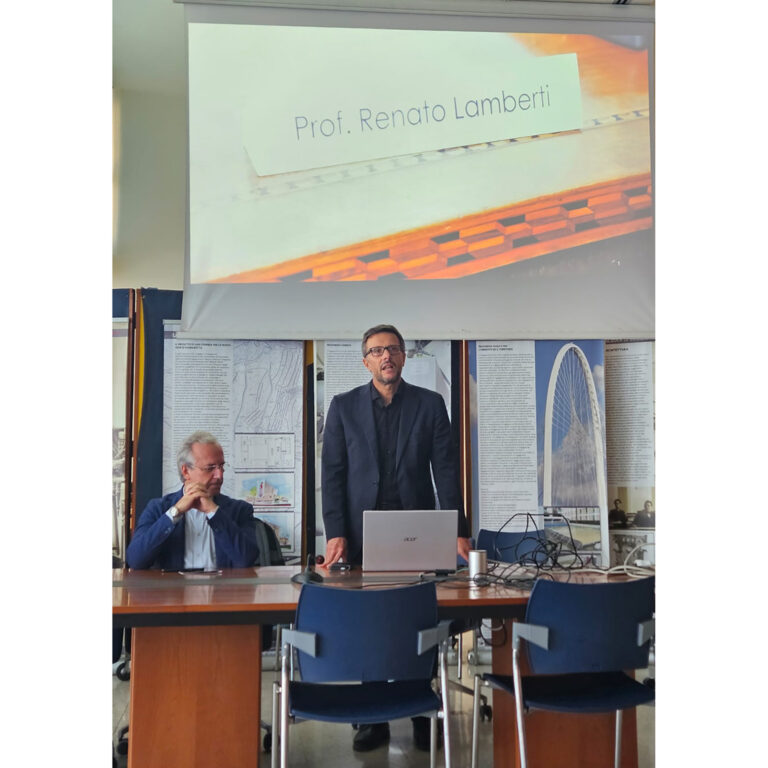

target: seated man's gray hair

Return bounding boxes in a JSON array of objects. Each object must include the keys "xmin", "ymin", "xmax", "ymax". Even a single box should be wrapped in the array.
[{"xmin": 177, "ymin": 431, "xmax": 221, "ymax": 479}]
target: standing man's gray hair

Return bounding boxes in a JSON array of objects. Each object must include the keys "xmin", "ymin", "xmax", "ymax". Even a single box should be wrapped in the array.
[
  {"xmin": 177, "ymin": 431, "xmax": 221, "ymax": 479},
  {"xmin": 361, "ymin": 324, "xmax": 405, "ymax": 356}
]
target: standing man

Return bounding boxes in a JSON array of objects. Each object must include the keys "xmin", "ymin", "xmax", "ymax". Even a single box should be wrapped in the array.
[
  {"xmin": 321, "ymin": 324, "xmax": 470, "ymax": 752},
  {"xmin": 127, "ymin": 431, "xmax": 260, "ymax": 570}
]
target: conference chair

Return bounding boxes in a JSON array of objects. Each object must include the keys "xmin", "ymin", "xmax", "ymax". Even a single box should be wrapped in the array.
[
  {"xmin": 465, "ymin": 528, "xmax": 547, "ymax": 670},
  {"xmin": 273, "ymin": 581, "xmax": 453, "ymax": 768},
  {"xmin": 252, "ymin": 518, "xmax": 286, "ymax": 753},
  {"xmin": 470, "ymin": 577, "xmax": 655, "ymax": 768}
]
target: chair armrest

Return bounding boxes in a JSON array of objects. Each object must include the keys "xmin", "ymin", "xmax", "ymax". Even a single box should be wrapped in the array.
[
  {"xmin": 637, "ymin": 618, "xmax": 654, "ymax": 647},
  {"xmin": 512, "ymin": 621, "xmax": 549, "ymax": 651},
  {"xmin": 282, "ymin": 628, "xmax": 318, "ymax": 657},
  {"xmin": 417, "ymin": 620, "xmax": 453, "ymax": 655}
]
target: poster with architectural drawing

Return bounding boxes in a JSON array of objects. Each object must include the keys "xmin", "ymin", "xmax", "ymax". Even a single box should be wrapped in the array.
[{"xmin": 163, "ymin": 325, "xmax": 304, "ymax": 558}]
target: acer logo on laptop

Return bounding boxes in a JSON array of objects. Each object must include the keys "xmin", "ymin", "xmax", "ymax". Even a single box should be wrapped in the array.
[{"xmin": 403, "ymin": 536, "xmax": 418, "ymax": 542}]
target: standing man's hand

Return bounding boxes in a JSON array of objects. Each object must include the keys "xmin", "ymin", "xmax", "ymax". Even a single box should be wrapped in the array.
[
  {"xmin": 457, "ymin": 537, "xmax": 471, "ymax": 563},
  {"xmin": 325, "ymin": 537, "xmax": 348, "ymax": 566}
]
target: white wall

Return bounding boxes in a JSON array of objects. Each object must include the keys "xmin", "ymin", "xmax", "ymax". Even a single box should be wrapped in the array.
[
  {"xmin": 112, "ymin": 88, "xmax": 187, "ymax": 290},
  {"xmin": 112, "ymin": 0, "xmax": 187, "ymax": 290}
]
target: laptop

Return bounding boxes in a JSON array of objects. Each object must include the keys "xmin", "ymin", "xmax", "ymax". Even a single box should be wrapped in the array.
[{"xmin": 362, "ymin": 509, "xmax": 458, "ymax": 572}]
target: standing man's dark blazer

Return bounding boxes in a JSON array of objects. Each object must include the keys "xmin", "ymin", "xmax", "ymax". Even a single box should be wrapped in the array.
[{"xmin": 321, "ymin": 379, "xmax": 468, "ymax": 563}]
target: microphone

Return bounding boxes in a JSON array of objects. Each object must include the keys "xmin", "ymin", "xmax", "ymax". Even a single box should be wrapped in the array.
[{"xmin": 291, "ymin": 554, "xmax": 324, "ymax": 584}]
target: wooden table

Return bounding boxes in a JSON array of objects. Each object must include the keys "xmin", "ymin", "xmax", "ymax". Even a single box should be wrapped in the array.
[{"xmin": 113, "ymin": 567, "xmax": 637, "ymax": 768}]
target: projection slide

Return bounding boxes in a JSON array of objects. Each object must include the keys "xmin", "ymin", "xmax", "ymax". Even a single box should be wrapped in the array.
[{"xmin": 189, "ymin": 24, "xmax": 650, "ymax": 286}]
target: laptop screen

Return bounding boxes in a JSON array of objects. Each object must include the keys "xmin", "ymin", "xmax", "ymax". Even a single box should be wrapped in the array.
[{"xmin": 362, "ymin": 509, "xmax": 458, "ymax": 572}]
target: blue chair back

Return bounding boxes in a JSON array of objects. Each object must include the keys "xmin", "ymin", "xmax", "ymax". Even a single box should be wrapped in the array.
[
  {"xmin": 524, "ymin": 577, "xmax": 654, "ymax": 675},
  {"xmin": 476, "ymin": 528, "xmax": 547, "ymax": 565},
  {"xmin": 295, "ymin": 581, "xmax": 438, "ymax": 683}
]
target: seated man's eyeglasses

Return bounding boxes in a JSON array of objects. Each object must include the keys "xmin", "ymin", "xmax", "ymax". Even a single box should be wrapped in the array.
[
  {"xmin": 365, "ymin": 344, "xmax": 405, "ymax": 358},
  {"xmin": 193, "ymin": 463, "xmax": 228, "ymax": 473}
]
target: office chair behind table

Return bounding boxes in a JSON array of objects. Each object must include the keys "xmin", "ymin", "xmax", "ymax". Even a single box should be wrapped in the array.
[
  {"xmin": 471, "ymin": 577, "xmax": 655, "ymax": 768},
  {"xmin": 475, "ymin": 528, "xmax": 548, "ymax": 566}
]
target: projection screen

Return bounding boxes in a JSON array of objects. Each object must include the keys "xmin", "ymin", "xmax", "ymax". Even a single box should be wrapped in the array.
[{"xmin": 180, "ymin": 1, "xmax": 654, "ymax": 339}]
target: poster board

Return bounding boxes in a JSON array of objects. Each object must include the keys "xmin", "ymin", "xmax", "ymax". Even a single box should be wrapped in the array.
[{"xmin": 162, "ymin": 325, "xmax": 305, "ymax": 560}]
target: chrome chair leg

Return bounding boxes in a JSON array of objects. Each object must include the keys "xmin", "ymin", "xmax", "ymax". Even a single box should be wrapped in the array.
[
  {"xmin": 457, "ymin": 632, "xmax": 463, "ymax": 679},
  {"xmin": 430, "ymin": 717, "xmax": 437, "ymax": 768},
  {"xmin": 470, "ymin": 674, "xmax": 481, "ymax": 768},
  {"xmin": 279, "ymin": 642, "xmax": 290, "ymax": 768},
  {"xmin": 614, "ymin": 709, "xmax": 623, "ymax": 768},
  {"xmin": 512, "ymin": 647, "xmax": 528, "ymax": 768},
  {"xmin": 271, "ymin": 680, "xmax": 280, "ymax": 768},
  {"xmin": 439, "ymin": 644, "xmax": 452, "ymax": 768}
]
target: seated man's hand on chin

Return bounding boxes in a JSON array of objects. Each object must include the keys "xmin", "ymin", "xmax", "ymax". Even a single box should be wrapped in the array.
[{"xmin": 178, "ymin": 482, "xmax": 218, "ymax": 515}]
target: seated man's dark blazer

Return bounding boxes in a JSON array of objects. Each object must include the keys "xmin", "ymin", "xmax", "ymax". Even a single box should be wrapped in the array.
[
  {"xmin": 321, "ymin": 379, "xmax": 469, "ymax": 563},
  {"xmin": 126, "ymin": 488, "xmax": 260, "ymax": 570}
]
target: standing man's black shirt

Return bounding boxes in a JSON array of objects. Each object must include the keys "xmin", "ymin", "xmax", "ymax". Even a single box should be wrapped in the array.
[{"xmin": 370, "ymin": 381, "xmax": 404, "ymax": 510}]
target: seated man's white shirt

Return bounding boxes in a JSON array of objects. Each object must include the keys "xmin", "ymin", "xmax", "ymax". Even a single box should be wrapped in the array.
[{"xmin": 183, "ymin": 507, "xmax": 218, "ymax": 570}]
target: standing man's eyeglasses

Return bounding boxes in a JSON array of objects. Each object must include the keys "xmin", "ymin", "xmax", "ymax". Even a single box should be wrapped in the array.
[{"xmin": 364, "ymin": 345, "xmax": 404, "ymax": 358}]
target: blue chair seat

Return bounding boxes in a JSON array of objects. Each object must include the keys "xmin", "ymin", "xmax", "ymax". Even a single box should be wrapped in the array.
[
  {"xmin": 482, "ymin": 670, "xmax": 654, "ymax": 714},
  {"xmin": 275, "ymin": 581, "xmax": 454, "ymax": 767},
  {"xmin": 289, "ymin": 679, "xmax": 440, "ymax": 723},
  {"xmin": 471, "ymin": 578, "xmax": 655, "ymax": 768}
]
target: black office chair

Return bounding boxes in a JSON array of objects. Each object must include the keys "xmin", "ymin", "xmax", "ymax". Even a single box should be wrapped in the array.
[
  {"xmin": 274, "ymin": 581, "xmax": 454, "ymax": 768},
  {"xmin": 476, "ymin": 527, "xmax": 548, "ymax": 566},
  {"xmin": 471, "ymin": 577, "xmax": 655, "ymax": 768}
]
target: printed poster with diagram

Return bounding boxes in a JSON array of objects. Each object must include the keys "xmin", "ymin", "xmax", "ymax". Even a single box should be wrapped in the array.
[
  {"xmin": 162, "ymin": 323, "xmax": 304, "ymax": 558},
  {"xmin": 604, "ymin": 340, "xmax": 655, "ymax": 567},
  {"xmin": 470, "ymin": 339, "xmax": 608, "ymax": 567}
]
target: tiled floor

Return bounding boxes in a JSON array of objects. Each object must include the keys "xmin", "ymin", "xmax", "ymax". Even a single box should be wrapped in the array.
[{"xmin": 112, "ymin": 641, "xmax": 654, "ymax": 767}]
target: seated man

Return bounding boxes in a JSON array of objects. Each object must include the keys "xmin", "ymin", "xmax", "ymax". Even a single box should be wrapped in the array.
[{"xmin": 127, "ymin": 431, "xmax": 260, "ymax": 570}]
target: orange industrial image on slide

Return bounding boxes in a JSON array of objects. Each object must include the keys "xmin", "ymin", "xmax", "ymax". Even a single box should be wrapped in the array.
[{"xmin": 214, "ymin": 172, "xmax": 652, "ymax": 283}]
